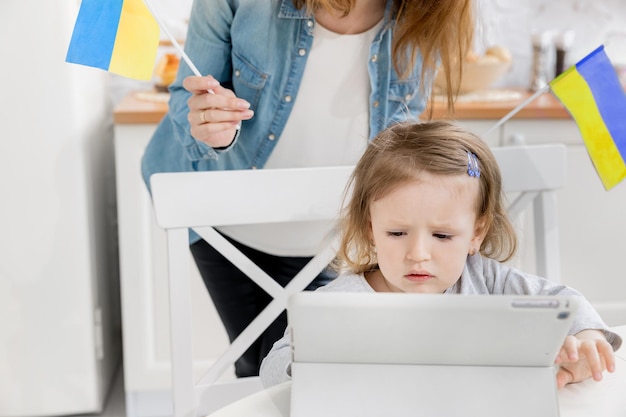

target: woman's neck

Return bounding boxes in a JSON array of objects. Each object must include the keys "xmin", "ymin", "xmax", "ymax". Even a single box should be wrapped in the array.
[{"xmin": 314, "ymin": 0, "xmax": 385, "ymax": 34}]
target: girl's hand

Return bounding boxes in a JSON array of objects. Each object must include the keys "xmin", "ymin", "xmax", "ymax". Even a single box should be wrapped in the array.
[
  {"xmin": 183, "ymin": 75, "xmax": 254, "ymax": 148},
  {"xmin": 554, "ymin": 330, "xmax": 616, "ymax": 389}
]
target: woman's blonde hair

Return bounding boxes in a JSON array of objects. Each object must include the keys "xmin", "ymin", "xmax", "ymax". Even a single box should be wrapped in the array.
[
  {"xmin": 335, "ymin": 121, "xmax": 517, "ymax": 274},
  {"xmin": 294, "ymin": 0, "xmax": 475, "ymax": 114}
]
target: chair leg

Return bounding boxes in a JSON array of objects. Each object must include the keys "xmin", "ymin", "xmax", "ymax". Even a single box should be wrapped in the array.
[
  {"xmin": 168, "ymin": 229, "xmax": 196, "ymax": 417},
  {"xmin": 533, "ymin": 190, "xmax": 561, "ymax": 283}
]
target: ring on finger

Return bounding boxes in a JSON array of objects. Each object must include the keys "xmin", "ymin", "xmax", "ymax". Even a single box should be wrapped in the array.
[{"xmin": 200, "ymin": 110, "xmax": 207, "ymax": 124}]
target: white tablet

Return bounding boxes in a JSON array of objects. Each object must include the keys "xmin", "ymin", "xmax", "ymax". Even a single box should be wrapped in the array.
[
  {"xmin": 288, "ymin": 292, "xmax": 578, "ymax": 367},
  {"xmin": 289, "ymin": 292, "xmax": 579, "ymax": 417}
]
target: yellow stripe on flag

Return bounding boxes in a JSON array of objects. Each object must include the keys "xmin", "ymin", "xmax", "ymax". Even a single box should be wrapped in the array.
[
  {"xmin": 551, "ymin": 67, "xmax": 626, "ymax": 189},
  {"xmin": 110, "ymin": 0, "xmax": 160, "ymax": 80}
]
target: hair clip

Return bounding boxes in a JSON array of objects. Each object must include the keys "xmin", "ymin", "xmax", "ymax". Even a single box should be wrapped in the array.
[{"xmin": 467, "ymin": 151, "xmax": 480, "ymax": 178}]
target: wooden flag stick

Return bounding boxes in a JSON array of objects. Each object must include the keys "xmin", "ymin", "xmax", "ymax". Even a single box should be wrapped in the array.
[{"xmin": 483, "ymin": 85, "xmax": 550, "ymax": 137}]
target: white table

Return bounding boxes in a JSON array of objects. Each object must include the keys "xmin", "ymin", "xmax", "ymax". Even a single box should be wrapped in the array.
[{"xmin": 208, "ymin": 325, "xmax": 626, "ymax": 417}]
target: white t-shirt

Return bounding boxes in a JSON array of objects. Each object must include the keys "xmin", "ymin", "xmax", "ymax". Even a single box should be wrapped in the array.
[{"xmin": 218, "ymin": 20, "xmax": 382, "ymax": 256}]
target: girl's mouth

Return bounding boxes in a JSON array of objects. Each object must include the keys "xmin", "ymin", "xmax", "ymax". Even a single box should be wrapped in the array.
[{"xmin": 405, "ymin": 272, "xmax": 433, "ymax": 283}]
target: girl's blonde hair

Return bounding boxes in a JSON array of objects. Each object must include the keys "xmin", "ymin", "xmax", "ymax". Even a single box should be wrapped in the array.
[
  {"xmin": 335, "ymin": 121, "xmax": 517, "ymax": 274},
  {"xmin": 294, "ymin": 0, "xmax": 475, "ymax": 114}
]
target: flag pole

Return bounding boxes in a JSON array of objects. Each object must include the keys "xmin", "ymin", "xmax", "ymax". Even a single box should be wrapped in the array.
[
  {"xmin": 143, "ymin": 0, "xmax": 236, "ymax": 126},
  {"xmin": 483, "ymin": 84, "xmax": 550, "ymax": 137},
  {"xmin": 143, "ymin": 0, "xmax": 202, "ymax": 77}
]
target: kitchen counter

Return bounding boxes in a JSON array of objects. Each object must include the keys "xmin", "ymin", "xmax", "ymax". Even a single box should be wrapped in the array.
[
  {"xmin": 113, "ymin": 88, "xmax": 570, "ymax": 125},
  {"xmin": 114, "ymin": 91, "xmax": 169, "ymax": 124},
  {"xmin": 428, "ymin": 89, "xmax": 569, "ymax": 120}
]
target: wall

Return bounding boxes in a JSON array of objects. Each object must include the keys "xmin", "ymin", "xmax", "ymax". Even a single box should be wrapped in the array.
[
  {"xmin": 0, "ymin": 0, "xmax": 121, "ymax": 414},
  {"xmin": 478, "ymin": 0, "xmax": 626, "ymax": 88}
]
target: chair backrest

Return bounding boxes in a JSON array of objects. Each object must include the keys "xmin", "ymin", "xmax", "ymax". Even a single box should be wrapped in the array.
[
  {"xmin": 149, "ymin": 143, "xmax": 566, "ymax": 417},
  {"xmin": 151, "ymin": 166, "xmax": 353, "ymax": 417}
]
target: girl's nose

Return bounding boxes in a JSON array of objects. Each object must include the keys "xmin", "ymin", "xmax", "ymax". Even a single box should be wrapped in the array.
[{"xmin": 407, "ymin": 235, "xmax": 431, "ymax": 263}]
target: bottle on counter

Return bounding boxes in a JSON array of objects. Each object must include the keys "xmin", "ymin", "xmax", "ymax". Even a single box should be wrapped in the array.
[
  {"xmin": 529, "ymin": 30, "xmax": 552, "ymax": 92},
  {"xmin": 554, "ymin": 30, "xmax": 575, "ymax": 77}
]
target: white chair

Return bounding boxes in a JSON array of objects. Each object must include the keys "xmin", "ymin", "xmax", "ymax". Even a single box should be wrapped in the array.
[
  {"xmin": 149, "ymin": 143, "xmax": 566, "ymax": 417},
  {"xmin": 150, "ymin": 166, "xmax": 353, "ymax": 417}
]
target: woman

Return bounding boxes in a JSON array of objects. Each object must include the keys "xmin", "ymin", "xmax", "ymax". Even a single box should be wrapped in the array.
[{"xmin": 142, "ymin": 0, "xmax": 475, "ymax": 377}]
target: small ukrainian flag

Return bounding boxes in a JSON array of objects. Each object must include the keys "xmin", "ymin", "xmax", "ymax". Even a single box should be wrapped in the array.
[
  {"xmin": 66, "ymin": 0, "xmax": 160, "ymax": 81},
  {"xmin": 550, "ymin": 45, "xmax": 626, "ymax": 190}
]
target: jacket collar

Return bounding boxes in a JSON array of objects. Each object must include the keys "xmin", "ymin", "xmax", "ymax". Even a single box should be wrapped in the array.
[
  {"xmin": 278, "ymin": 0, "xmax": 394, "ymax": 24},
  {"xmin": 278, "ymin": 0, "xmax": 308, "ymax": 19}
]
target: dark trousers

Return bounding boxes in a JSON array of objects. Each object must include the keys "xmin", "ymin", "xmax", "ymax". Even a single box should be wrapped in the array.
[{"xmin": 190, "ymin": 236, "xmax": 335, "ymax": 377}]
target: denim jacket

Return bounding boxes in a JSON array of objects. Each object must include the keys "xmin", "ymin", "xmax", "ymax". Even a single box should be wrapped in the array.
[{"xmin": 141, "ymin": 0, "xmax": 427, "ymax": 188}]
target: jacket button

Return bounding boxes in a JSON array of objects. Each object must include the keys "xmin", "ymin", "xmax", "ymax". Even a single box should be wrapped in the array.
[
  {"xmin": 234, "ymin": 69, "xmax": 241, "ymax": 77},
  {"xmin": 284, "ymin": 95, "xmax": 292, "ymax": 102},
  {"xmin": 373, "ymin": 100, "xmax": 380, "ymax": 107},
  {"xmin": 298, "ymin": 48, "xmax": 307, "ymax": 56},
  {"xmin": 268, "ymin": 134, "xmax": 276, "ymax": 140},
  {"xmin": 307, "ymin": 20, "xmax": 314, "ymax": 27},
  {"xmin": 371, "ymin": 54, "xmax": 378, "ymax": 62}
]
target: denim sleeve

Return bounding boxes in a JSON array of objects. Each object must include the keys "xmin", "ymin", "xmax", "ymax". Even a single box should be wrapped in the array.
[{"xmin": 166, "ymin": 0, "xmax": 238, "ymax": 162}]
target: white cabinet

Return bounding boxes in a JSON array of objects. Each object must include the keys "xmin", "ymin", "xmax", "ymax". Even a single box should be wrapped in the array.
[
  {"xmin": 114, "ymin": 124, "xmax": 233, "ymax": 417},
  {"xmin": 1, "ymin": 2, "xmax": 121, "ymax": 413},
  {"xmin": 459, "ymin": 119, "xmax": 626, "ymax": 327}
]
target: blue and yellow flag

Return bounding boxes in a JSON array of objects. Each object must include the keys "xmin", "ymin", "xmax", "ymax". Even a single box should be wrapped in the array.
[
  {"xmin": 550, "ymin": 45, "xmax": 626, "ymax": 190},
  {"xmin": 66, "ymin": 0, "xmax": 160, "ymax": 80}
]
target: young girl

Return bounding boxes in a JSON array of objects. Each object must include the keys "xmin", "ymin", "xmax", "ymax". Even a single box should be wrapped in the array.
[{"xmin": 259, "ymin": 120, "xmax": 622, "ymax": 388}]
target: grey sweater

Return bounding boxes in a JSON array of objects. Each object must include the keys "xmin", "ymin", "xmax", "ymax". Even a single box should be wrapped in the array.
[{"xmin": 259, "ymin": 254, "xmax": 623, "ymax": 387}]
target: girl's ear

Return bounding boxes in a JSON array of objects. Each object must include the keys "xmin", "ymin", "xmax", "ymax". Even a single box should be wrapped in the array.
[{"xmin": 471, "ymin": 215, "xmax": 488, "ymax": 249}]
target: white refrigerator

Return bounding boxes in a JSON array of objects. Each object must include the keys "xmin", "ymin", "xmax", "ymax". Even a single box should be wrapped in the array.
[{"xmin": 0, "ymin": 0, "xmax": 121, "ymax": 415}]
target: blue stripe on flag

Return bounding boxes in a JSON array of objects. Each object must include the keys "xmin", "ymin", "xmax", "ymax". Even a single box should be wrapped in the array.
[
  {"xmin": 66, "ymin": 0, "xmax": 124, "ymax": 70},
  {"xmin": 576, "ymin": 46, "xmax": 626, "ymax": 162}
]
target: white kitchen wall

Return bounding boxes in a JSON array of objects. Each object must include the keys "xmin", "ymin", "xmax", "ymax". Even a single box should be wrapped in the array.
[
  {"xmin": 477, "ymin": 0, "xmax": 626, "ymax": 88},
  {"xmin": 0, "ymin": 0, "xmax": 121, "ymax": 415}
]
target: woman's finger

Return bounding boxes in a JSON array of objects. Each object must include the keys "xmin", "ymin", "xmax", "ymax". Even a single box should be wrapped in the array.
[
  {"xmin": 183, "ymin": 74, "xmax": 221, "ymax": 94},
  {"xmin": 197, "ymin": 107, "xmax": 253, "ymax": 125}
]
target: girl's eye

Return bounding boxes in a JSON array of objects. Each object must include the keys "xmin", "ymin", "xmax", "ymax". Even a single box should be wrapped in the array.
[
  {"xmin": 433, "ymin": 233, "xmax": 452, "ymax": 240},
  {"xmin": 386, "ymin": 231, "xmax": 405, "ymax": 237}
]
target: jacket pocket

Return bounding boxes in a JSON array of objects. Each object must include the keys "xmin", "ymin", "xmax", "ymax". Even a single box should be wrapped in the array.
[{"xmin": 232, "ymin": 52, "xmax": 269, "ymax": 110}]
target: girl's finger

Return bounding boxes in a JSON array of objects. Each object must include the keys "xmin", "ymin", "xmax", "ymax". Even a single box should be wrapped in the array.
[
  {"xmin": 579, "ymin": 342, "xmax": 603, "ymax": 381},
  {"xmin": 562, "ymin": 335, "xmax": 579, "ymax": 361},
  {"xmin": 597, "ymin": 340, "xmax": 616, "ymax": 373}
]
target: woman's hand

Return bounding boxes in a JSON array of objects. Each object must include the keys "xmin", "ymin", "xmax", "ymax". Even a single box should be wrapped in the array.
[
  {"xmin": 555, "ymin": 330, "xmax": 616, "ymax": 388},
  {"xmin": 184, "ymin": 75, "xmax": 254, "ymax": 148}
]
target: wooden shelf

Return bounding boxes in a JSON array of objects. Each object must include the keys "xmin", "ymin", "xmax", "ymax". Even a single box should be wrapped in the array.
[
  {"xmin": 113, "ymin": 88, "xmax": 570, "ymax": 125},
  {"xmin": 425, "ymin": 88, "xmax": 569, "ymax": 120},
  {"xmin": 113, "ymin": 92, "xmax": 169, "ymax": 124}
]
